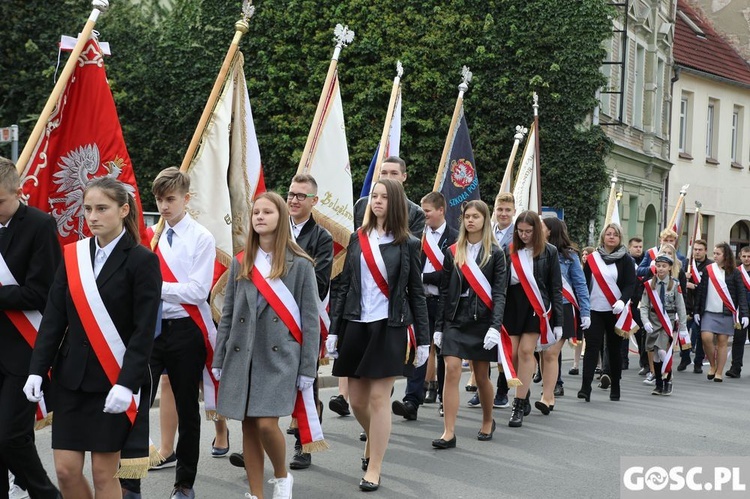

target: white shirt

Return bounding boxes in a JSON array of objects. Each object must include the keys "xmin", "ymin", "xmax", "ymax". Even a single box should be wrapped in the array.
[
  {"xmin": 509, "ymin": 247, "xmax": 532, "ymax": 286},
  {"xmin": 358, "ymin": 229, "xmax": 394, "ymax": 323},
  {"xmin": 590, "ymin": 261, "xmax": 619, "ymax": 312},
  {"xmin": 493, "ymin": 223, "xmax": 512, "ymax": 249},
  {"xmin": 256, "ymin": 248, "xmax": 273, "ymax": 307},
  {"xmin": 291, "ymin": 217, "xmax": 310, "ymax": 240},
  {"xmin": 159, "ymin": 213, "xmax": 216, "ymax": 319},
  {"xmin": 94, "ymin": 228, "xmax": 126, "ymax": 278},
  {"xmin": 422, "ymin": 222, "xmax": 446, "ymax": 297},
  {"xmin": 461, "ymin": 241, "xmax": 482, "ymax": 297},
  {"xmin": 705, "ymin": 267, "xmax": 725, "ymax": 313}
]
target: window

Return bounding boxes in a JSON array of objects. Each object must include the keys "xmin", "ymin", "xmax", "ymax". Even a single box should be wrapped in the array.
[
  {"xmin": 679, "ymin": 92, "xmax": 693, "ymax": 156},
  {"xmin": 633, "ymin": 44, "xmax": 645, "ymax": 128},
  {"xmin": 655, "ymin": 59, "xmax": 665, "ymax": 135},
  {"xmin": 706, "ymin": 99, "xmax": 719, "ymax": 160},
  {"xmin": 732, "ymin": 106, "xmax": 743, "ymax": 166}
]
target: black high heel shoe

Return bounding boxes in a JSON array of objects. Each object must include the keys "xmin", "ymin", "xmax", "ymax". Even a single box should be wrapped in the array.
[
  {"xmin": 361, "ymin": 457, "xmax": 370, "ymax": 471},
  {"xmin": 535, "ymin": 401, "xmax": 551, "ymax": 415},
  {"xmin": 359, "ymin": 477, "xmax": 380, "ymax": 492},
  {"xmin": 477, "ymin": 420, "xmax": 496, "ymax": 441}
]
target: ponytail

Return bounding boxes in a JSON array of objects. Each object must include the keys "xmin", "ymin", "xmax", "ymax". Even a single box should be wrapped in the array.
[{"xmin": 124, "ymin": 193, "xmax": 140, "ymax": 244}]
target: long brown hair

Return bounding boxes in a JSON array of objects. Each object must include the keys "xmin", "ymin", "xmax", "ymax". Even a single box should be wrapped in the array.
[
  {"xmin": 239, "ymin": 192, "xmax": 312, "ymax": 280},
  {"xmin": 361, "ymin": 178, "xmax": 410, "ymax": 244},
  {"xmin": 512, "ymin": 210, "xmax": 546, "ymax": 257},
  {"xmin": 84, "ymin": 177, "xmax": 140, "ymax": 244},
  {"xmin": 455, "ymin": 200, "xmax": 496, "ymax": 268},
  {"xmin": 543, "ymin": 216, "xmax": 578, "ymax": 259},
  {"xmin": 714, "ymin": 242, "xmax": 736, "ymax": 274}
]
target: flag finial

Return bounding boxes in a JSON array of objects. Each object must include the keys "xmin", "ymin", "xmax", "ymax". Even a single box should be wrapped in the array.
[
  {"xmin": 694, "ymin": 200, "xmax": 702, "ymax": 209},
  {"xmin": 514, "ymin": 125, "xmax": 528, "ymax": 141},
  {"xmin": 92, "ymin": 0, "xmax": 109, "ymax": 12},
  {"xmin": 610, "ymin": 169, "xmax": 618, "ymax": 184},
  {"xmin": 680, "ymin": 184, "xmax": 689, "ymax": 195},
  {"xmin": 333, "ymin": 24, "xmax": 355, "ymax": 48},
  {"xmin": 236, "ymin": 0, "xmax": 256, "ymax": 33},
  {"xmin": 533, "ymin": 92, "xmax": 539, "ymax": 116},
  {"xmin": 459, "ymin": 66, "xmax": 473, "ymax": 93},
  {"xmin": 396, "ymin": 60, "xmax": 403, "ymax": 78}
]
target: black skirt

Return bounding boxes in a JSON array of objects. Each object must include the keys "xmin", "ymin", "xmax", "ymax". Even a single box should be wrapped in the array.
[
  {"xmin": 504, "ymin": 284, "xmax": 540, "ymax": 336},
  {"xmin": 333, "ymin": 319, "xmax": 414, "ymax": 379},
  {"xmin": 440, "ymin": 297, "xmax": 497, "ymax": 362},
  {"xmin": 51, "ymin": 381, "xmax": 132, "ymax": 452}
]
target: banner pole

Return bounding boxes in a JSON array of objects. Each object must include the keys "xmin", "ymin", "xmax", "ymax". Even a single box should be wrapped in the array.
[
  {"xmin": 498, "ymin": 125, "xmax": 527, "ymax": 195},
  {"xmin": 432, "ymin": 66, "xmax": 473, "ymax": 192}
]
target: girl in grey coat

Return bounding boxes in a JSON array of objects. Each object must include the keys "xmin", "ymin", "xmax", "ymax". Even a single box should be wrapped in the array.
[{"xmin": 212, "ymin": 192, "xmax": 320, "ymax": 499}]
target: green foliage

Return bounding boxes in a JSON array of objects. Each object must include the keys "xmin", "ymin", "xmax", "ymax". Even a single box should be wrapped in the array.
[{"xmin": 0, "ymin": 0, "xmax": 613, "ymax": 242}]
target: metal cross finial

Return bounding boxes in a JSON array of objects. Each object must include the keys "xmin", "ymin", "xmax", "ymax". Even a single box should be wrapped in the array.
[
  {"xmin": 514, "ymin": 125, "xmax": 528, "ymax": 141},
  {"xmin": 333, "ymin": 24, "xmax": 355, "ymax": 48},
  {"xmin": 396, "ymin": 60, "xmax": 403, "ymax": 78}
]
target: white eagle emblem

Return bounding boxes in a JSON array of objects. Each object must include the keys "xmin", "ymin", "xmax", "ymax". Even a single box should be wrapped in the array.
[{"xmin": 49, "ymin": 143, "xmax": 134, "ymax": 239}]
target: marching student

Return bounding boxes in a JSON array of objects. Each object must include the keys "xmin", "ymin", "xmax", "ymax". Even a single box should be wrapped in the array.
[
  {"xmin": 694, "ymin": 242, "xmax": 750, "ymax": 383},
  {"xmin": 392, "ymin": 192, "xmax": 457, "ymax": 421},
  {"xmin": 637, "ymin": 228, "xmax": 687, "ymax": 278},
  {"xmin": 327, "ymin": 178, "xmax": 429, "ymax": 491},
  {"xmin": 212, "ymin": 192, "xmax": 320, "ymax": 499},
  {"xmin": 26, "ymin": 177, "xmax": 161, "ymax": 499},
  {"xmin": 505, "ymin": 211, "xmax": 563, "ymax": 427},
  {"xmin": 0, "ymin": 157, "xmax": 60, "ymax": 499},
  {"xmin": 541, "ymin": 217, "xmax": 590, "ymax": 403},
  {"xmin": 728, "ymin": 246, "xmax": 750, "ymax": 378},
  {"xmin": 639, "ymin": 254, "xmax": 689, "ymax": 396},
  {"xmin": 578, "ymin": 223, "xmax": 636, "ymax": 402},
  {"xmin": 431, "ymin": 200, "xmax": 507, "ymax": 449},
  {"xmin": 682, "ymin": 239, "xmax": 712, "ymax": 374}
]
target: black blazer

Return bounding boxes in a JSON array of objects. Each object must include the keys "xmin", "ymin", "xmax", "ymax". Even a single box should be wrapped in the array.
[
  {"xmin": 0, "ymin": 204, "xmax": 61, "ymax": 376},
  {"xmin": 353, "ymin": 196, "xmax": 426, "ymax": 238},
  {"xmin": 30, "ymin": 234, "xmax": 162, "ymax": 393},
  {"xmin": 695, "ymin": 265, "xmax": 749, "ymax": 320},
  {"xmin": 505, "ymin": 243, "xmax": 565, "ymax": 328},
  {"xmin": 330, "ymin": 231, "xmax": 430, "ymax": 346},
  {"xmin": 584, "ymin": 249, "xmax": 637, "ymax": 306},
  {"xmin": 421, "ymin": 225, "xmax": 459, "ymax": 288},
  {"xmin": 436, "ymin": 244, "xmax": 508, "ymax": 332},
  {"xmin": 295, "ymin": 215, "xmax": 333, "ymax": 301}
]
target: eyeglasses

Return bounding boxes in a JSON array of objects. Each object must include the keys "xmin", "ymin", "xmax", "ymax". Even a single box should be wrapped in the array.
[
  {"xmin": 517, "ymin": 229, "xmax": 534, "ymax": 236},
  {"xmin": 287, "ymin": 192, "xmax": 316, "ymax": 202}
]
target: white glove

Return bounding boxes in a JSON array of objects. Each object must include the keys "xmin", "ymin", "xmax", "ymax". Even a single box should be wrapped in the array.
[
  {"xmin": 415, "ymin": 345, "xmax": 430, "ymax": 367},
  {"xmin": 553, "ymin": 326, "xmax": 563, "ymax": 341},
  {"xmin": 644, "ymin": 322, "xmax": 654, "ymax": 334},
  {"xmin": 23, "ymin": 375, "xmax": 43, "ymax": 403},
  {"xmin": 483, "ymin": 327, "xmax": 501, "ymax": 350},
  {"xmin": 612, "ymin": 300, "xmax": 625, "ymax": 315},
  {"xmin": 580, "ymin": 316, "xmax": 591, "ymax": 330},
  {"xmin": 103, "ymin": 384, "xmax": 133, "ymax": 414},
  {"xmin": 433, "ymin": 331, "xmax": 443, "ymax": 349},
  {"xmin": 326, "ymin": 334, "xmax": 338, "ymax": 359},
  {"xmin": 742, "ymin": 317, "xmax": 749, "ymax": 329},
  {"xmin": 297, "ymin": 375, "xmax": 315, "ymax": 391},
  {"xmin": 212, "ymin": 368, "xmax": 222, "ymax": 381},
  {"xmin": 694, "ymin": 314, "xmax": 700, "ymax": 326}
]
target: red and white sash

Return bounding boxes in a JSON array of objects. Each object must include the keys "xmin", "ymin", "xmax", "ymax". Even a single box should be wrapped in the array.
[
  {"xmin": 561, "ymin": 275, "xmax": 580, "ymax": 346},
  {"xmin": 647, "ymin": 247, "xmax": 658, "ymax": 273},
  {"xmin": 449, "ymin": 244, "xmax": 520, "ymax": 386},
  {"xmin": 643, "ymin": 280, "xmax": 675, "ymax": 338},
  {"xmin": 243, "ymin": 252, "xmax": 327, "ymax": 451},
  {"xmin": 0, "ymin": 253, "xmax": 51, "ymax": 427},
  {"xmin": 509, "ymin": 248, "xmax": 555, "ymax": 348},
  {"xmin": 587, "ymin": 251, "xmax": 638, "ymax": 336},
  {"xmin": 422, "ymin": 230, "xmax": 444, "ymax": 272},
  {"xmin": 706, "ymin": 263, "xmax": 740, "ymax": 326},
  {"xmin": 739, "ymin": 265, "xmax": 750, "ymax": 292},
  {"xmin": 154, "ymin": 230, "xmax": 219, "ymax": 417},
  {"xmin": 690, "ymin": 259, "xmax": 701, "ymax": 285},
  {"xmin": 358, "ymin": 229, "xmax": 417, "ymax": 361},
  {"xmin": 64, "ymin": 240, "xmax": 140, "ymax": 425}
]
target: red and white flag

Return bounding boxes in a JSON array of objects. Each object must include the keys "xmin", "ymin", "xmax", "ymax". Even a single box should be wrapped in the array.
[
  {"xmin": 20, "ymin": 38, "xmax": 148, "ymax": 245},
  {"xmin": 512, "ymin": 122, "xmax": 540, "ymax": 216}
]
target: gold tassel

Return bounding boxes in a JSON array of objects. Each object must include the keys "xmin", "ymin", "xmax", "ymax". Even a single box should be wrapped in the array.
[
  {"xmin": 289, "ymin": 418, "xmax": 299, "ymax": 430},
  {"xmin": 681, "ymin": 342, "xmax": 692, "ymax": 351},
  {"xmin": 114, "ymin": 457, "xmax": 150, "ymax": 479},
  {"xmin": 507, "ymin": 378, "xmax": 522, "ymax": 388},
  {"xmin": 34, "ymin": 412, "xmax": 53, "ymax": 431},
  {"xmin": 404, "ymin": 342, "xmax": 411, "ymax": 364},
  {"xmin": 319, "ymin": 357, "xmax": 330, "ymax": 366},
  {"xmin": 615, "ymin": 325, "xmax": 638, "ymax": 339},
  {"xmin": 301, "ymin": 439, "xmax": 330, "ymax": 454},
  {"xmin": 205, "ymin": 409, "xmax": 219, "ymax": 421},
  {"xmin": 149, "ymin": 445, "xmax": 165, "ymax": 468}
]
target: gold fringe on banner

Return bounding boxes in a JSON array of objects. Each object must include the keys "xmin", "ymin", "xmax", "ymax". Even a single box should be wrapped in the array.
[
  {"xmin": 615, "ymin": 326, "xmax": 638, "ymax": 339},
  {"xmin": 302, "ymin": 439, "xmax": 330, "ymax": 454},
  {"xmin": 34, "ymin": 412, "xmax": 53, "ymax": 431},
  {"xmin": 507, "ymin": 378, "xmax": 522, "ymax": 388},
  {"xmin": 149, "ymin": 445, "xmax": 165, "ymax": 468},
  {"xmin": 114, "ymin": 457, "xmax": 150, "ymax": 479}
]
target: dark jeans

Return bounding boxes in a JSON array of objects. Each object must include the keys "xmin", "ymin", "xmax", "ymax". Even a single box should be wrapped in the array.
[
  {"xmin": 0, "ymin": 367, "xmax": 58, "ymax": 499},
  {"xmin": 404, "ymin": 296, "xmax": 439, "ymax": 405},
  {"xmin": 730, "ymin": 327, "xmax": 748, "ymax": 372},
  {"xmin": 582, "ymin": 311, "xmax": 623, "ymax": 392}
]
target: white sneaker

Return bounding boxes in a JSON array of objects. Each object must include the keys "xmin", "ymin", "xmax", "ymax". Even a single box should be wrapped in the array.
[
  {"xmin": 9, "ymin": 484, "xmax": 30, "ymax": 499},
  {"xmin": 269, "ymin": 472, "xmax": 293, "ymax": 499},
  {"xmin": 643, "ymin": 372, "xmax": 655, "ymax": 385},
  {"xmin": 244, "ymin": 494, "xmax": 258, "ymax": 499}
]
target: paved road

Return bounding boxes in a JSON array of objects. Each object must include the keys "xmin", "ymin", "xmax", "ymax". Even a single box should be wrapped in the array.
[{"xmin": 31, "ymin": 349, "xmax": 750, "ymax": 498}]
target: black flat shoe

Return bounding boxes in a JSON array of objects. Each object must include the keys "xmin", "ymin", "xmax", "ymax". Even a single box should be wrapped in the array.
[
  {"xmin": 577, "ymin": 390, "xmax": 590, "ymax": 402},
  {"xmin": 477, "ymin": 420, "xmax": 496, "ymax": 441},
  {"xmin": 359, "ymin": 432, "xmax": 367, "ymax": 442},
  {"xmin": 707, "ymin": 372, "xmax": 716, "ymax": 380},
  {"xmin": 431, "ymin": 435, "xmax": 457, "ymax": 449},
  {"xmin": 714, "ymin": 376, "xmax": 723, "ymax": 383},
  {"xmin": 361, "ymin": 457, "xmax": 370, "ymax": 471},
  {"xmin": 465, "ymin": 384, "xmax": 478, "ymax": 392},
  {"xmin": 359, "ymin": 477, "xmax": 380, "ymax": 492},
  {"xmin": 549, "ymin": 404, "xmax": 554, "ymax": 411},
  {"xmin": 211, "ymin": 429, "xmax": 229, "ymax": 458},
  {"xmin": 535, "ymin": 401, "xmax": 551, "ymax": 415}
]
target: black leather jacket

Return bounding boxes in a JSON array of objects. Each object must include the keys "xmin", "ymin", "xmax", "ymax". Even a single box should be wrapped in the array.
[
  {"xmin": 294, "ymin": 215, "xmax": 333, "ymax": 301},
  {"xmin": 436, "ymin": 244, "xmax": 508, "ymax": 331},
  {"xmin": 506, "ymin": 243, "xmax": 565, "ymax": 328},
  {"xmin": 329, "ymin": 231, "xmax": 430, "ymax": 346},
  {"xmin": 695, "ymin": 265, "xmax": 749, "ymax": 319}
]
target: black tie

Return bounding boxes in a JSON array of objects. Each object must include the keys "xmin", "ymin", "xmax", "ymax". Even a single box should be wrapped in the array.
[
  {"xmin": 0, "ymin": 227, "xmax": 6, "ymax": 242},
  {"xmin": 659, "ymin": 281, "xmax": 666, "ymax": 306},
  {"xmin": 167, "ymin": 228, "xmax": 174, "ymax": 247}
]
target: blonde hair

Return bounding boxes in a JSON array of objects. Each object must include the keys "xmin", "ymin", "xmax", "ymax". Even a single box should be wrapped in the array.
[
  {"xmin": 657, "ymin": 243, "xmax": 681, "ymax": 279},
  {"xmin": 659, "ymin": 228, "xmax": 678, "ymax": 241},
  {"xmin": 239, "ymin": 192, "xmax": 312, "ymax": 280},
  {"xmin": 455, "ymin": 200, "xmax": 496, "ymax": 268},
  {"xmin": 598, "ymin": 223, "xmax": 624, "ymax": 249}
]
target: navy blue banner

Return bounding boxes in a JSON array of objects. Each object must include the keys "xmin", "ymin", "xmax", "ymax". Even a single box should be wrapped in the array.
[{"xmin": 440, "ymin": 110, "xmax": 480, "ymax": 231}]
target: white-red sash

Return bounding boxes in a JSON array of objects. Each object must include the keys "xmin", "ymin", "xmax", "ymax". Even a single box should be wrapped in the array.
[
  {"xmin": 64, "ymin": 240, "xmax": 140, "ymax": 424},
  {"xmin": 706, "ymin": 263, "xmax": 740, "ymax": 325},
  {"xmin": 358, "ymin": 229, "xmax": 417, "ymax": 358},
  {"xmin": 155, "ymin": 231, "xmax": 219, "ymax": 415},
  {"xmin": 647, "ymin": 247, "xmax": 658, "ymax": 273},
  {"xmin": 449, "ymin": 244, "xmax": 519, "ymax": 385},
  {"xmin": 422, "ymin": 230, "xmax": 444, "ymax": 272},
  {"xmin": 0, "ymin": 253, "xmax": 51, "ymax": 426},
  {"xmin": 509, "ymin": 248, "xmax": 555, "ymax": 348},
  {"xmin": 242, "ymin": 252, "xmax": 326, "ymax": 451},
  {"xmin": 690, "ymin": 259, "xmax": 701, "ymax": 285},
  {"xmin": 587, "ymin": 251, "xmax": 637, "ymax": 335},
  {"xmin": 643, "ymin": 280, "xmax": 674, "ymax": 338},
  {"xmin": 739, "ymin": 265, "xmax": 750, "ymax": 292}
]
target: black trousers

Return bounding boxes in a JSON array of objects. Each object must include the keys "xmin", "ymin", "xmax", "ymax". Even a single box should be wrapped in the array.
[
  {"xmin": 582, "ymin": 311, "xmax": 623, "ymax": 392},
  {"xmin": 0, "ymin": 366, "xmax": 58, "ymax": 499},
  {"xmin": 731, "ymin": 327, "xmax": 748, "ymax": 372},
  {"xmin": 404, "ymin": 296, "xmax": 440, "ymax": 405},
  {"xmin": 150, "ymin": 318, "xmax": 207, "ymax": 488}
]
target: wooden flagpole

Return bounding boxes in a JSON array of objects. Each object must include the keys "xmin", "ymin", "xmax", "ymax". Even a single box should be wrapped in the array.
[
  {"xmin": 687, "ymin": 201, "xmax": 702, "ymax": 273},
  {"xmin": 16, "ymin": 0, "xmax": 110, "ymax": 174},
  {"xmin": 433, "ymin": 66, "xmax": 472, "ymax": 192},
  {"xmin": 604, "ymin": 170, "xmax": 618, "ymax": 225},
  {"xmin": 297, "ymin": 24, "xmax": 355, "ymax": 174},
  {"xmin": 498, "ymin": 125, "xmax": 527, "ymax": 195},
  {"xmin": 532, "ymin": 92, "xmax": 542, "ymax": 215},
  {"xmin": 667, "ymin": 184, "xmax": 689, "ymax": 233}
]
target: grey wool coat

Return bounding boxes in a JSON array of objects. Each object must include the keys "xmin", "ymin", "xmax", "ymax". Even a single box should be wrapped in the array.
[{"xmin": 213, "ymin": 250, "xmax": 320, "ymax": 419}]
